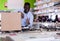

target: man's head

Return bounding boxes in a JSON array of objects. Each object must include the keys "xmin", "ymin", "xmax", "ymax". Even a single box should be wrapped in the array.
[{"xmin": 24, "ymin": 2, "xmax": 30, "ymax": 13}]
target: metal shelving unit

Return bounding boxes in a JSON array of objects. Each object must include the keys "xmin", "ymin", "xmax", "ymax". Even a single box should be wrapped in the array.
[{"xmin": 33, "ymin": 0, "xmax": 60, "ymax": 30}]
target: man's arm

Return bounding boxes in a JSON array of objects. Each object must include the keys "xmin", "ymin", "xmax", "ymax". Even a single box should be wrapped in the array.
[
  {"xmin": 26, "ymin": 18, "xmax": 30, "ymax": 25},
  {"xmin": 29, "ymin": 13, "xmax": 34, "ymax": 27},
  {"xmin": 21, "ymin": 13, "xmax": 24, "ymax": 18},
  {"xmin": 26, "ymin": 13, "xmax": 34, "ymax": 27}
]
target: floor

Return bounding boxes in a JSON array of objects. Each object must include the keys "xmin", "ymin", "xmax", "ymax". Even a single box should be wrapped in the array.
[{"xmin": 0, "ymin": 30, "xmax": 60, "ymax": 41}]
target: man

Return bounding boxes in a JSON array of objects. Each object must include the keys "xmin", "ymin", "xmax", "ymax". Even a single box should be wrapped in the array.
[{"xmin": 19, "ymin": 2, "xmax": 34, "ymax": 30}]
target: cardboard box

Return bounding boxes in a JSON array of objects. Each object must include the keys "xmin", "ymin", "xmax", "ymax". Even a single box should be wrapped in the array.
[{"xmin": 1, "ymin": 13, "xmax": 21, "ymax": 31}]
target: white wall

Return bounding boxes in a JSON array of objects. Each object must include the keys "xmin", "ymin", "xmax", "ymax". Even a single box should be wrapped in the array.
[{"xmin": 7, "ymin": 0, "xmax": 24, "ymax": 9}]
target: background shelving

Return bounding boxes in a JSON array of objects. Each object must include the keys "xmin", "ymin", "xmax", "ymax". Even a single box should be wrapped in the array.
[
  {"xmin": 33, "ymin": 0, "xmax": 60, "ymax": 29},
  {"xmin": 33, "ymin": 0, "xmax": 60, "ymax": 21}
]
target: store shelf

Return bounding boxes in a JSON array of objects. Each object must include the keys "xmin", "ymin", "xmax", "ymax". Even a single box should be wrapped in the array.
[
  {"xmin": 34, "ymin": 1, "xmax": 52, "ymax": 6},
  {"xmin": 34, "ymin": 0, "xmax": 60, "ymax": 22},
  {"xmin": 34, "ymin": 1, "xmax": 55, "ymax": 10},
  {"xmin": 33, "ymin": 0, "xmax": 60, "ymax": 29},
  {"xmin": 34, "ymin": 6, "xmax": 60, "ymax": 14},
  {"xmin": 34, "ymin": 0, "xmax": 60, "ymax": 6},
  {"xmin": 34, "ymin": 6, "xmax": 60, "ymax": 10},
  {"xmin": 52, "ymin": 0, "xmax": 60, "ymax": 2},
  {"xmin": 33, "ymin": 22, "xmax": 56, "ymax": 24}
]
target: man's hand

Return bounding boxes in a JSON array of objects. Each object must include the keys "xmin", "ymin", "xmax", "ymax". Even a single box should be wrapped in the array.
[{"xmin": 21, "ymin": 13, "xmax": 24, "ymax": 18}]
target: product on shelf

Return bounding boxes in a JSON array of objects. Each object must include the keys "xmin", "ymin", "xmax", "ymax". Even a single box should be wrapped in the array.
[
  {"xmin": 42, "ymin": 16, "xmax": 47, "ymax": 22},
  {"xmin": 54, "ymin": 2, "xmax": 60, "ymax": 6},
  {"xmin": 34, "ymin": 6, "xmax": 40, "ymax": 10},
  {"xmin": 37, "ymin": 15, "xmax": 49, "ymax": 22},
  {"xmin": 58, "ymin": 15, "xmax": 60, "ymax": 22},
  {"xmin": 34, "ymin": 1, "xmax": 44, "ymax": 5},
  {"xmin": 35, "ymin": 0, "xmax": 51, "ymax": 5},
  {"xmin": 34, "ymin": 0, "xmax": 60, "ymax": 23},
  {"xmin": 48, "ymin": 2, "xmax": 54, "ymax": 7}
]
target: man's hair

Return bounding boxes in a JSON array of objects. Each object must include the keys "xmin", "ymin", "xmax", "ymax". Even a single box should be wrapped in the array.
[{"xmin": 24, "ymin": 2, "xmax": 30, "ymax": 6}]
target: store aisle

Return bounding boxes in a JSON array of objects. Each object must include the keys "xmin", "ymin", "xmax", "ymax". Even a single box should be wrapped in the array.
[{"xmin": 0, "ymin": 31, "xmax": 60, "ymax": 41}]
